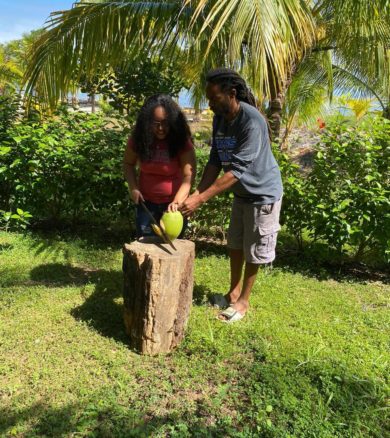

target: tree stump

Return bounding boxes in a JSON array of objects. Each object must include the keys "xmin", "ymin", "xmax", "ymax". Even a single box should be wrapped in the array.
[{"xmin": 122, "ymin": 238, "xmax": 195, "ymax": 355}]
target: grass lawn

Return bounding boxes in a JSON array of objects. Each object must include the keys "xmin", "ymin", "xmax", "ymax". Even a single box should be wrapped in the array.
[{"xmin": 0, "ymin": 229, "xmax": 389, "ymax": 437}]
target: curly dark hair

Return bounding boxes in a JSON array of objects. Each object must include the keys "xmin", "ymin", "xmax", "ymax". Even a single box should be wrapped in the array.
[{"xmin": 132, "ymin": 94, "xmax": 192, "ymax": 161}]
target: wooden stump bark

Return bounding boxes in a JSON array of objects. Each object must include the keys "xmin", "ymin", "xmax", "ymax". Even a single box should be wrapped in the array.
[{"xmin": 122, "ymin": 238, "xmax": 195, "ymax": 355}]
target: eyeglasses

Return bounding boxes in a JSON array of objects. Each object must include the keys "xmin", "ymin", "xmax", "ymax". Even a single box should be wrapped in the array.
[{"xmin": 152, "ymin": 120, "xmax": 169, "ymax": 129}]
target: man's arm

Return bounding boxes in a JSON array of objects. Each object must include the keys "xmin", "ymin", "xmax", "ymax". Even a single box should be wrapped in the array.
[
  {"xmin": 180, "ymin": 165, "xmax": 237, "ymax": 216},
  {"xmin": 193, "ymin": 162, "xmax": 221, "ymax": 196}
]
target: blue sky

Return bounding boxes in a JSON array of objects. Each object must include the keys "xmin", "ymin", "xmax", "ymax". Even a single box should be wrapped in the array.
[{"xmin": 0, "ymin": 1, "xmax": 74, "ymax": 43}]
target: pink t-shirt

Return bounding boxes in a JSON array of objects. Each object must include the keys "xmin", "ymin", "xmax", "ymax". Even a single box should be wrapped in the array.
[{"xmin": 128, "ymin": 138, "xmax": 193, "ymax": 203}]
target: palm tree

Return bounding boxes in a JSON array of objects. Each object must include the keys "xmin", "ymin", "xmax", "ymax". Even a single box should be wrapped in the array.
[
  {"xmin": 0, "ymin": 29, "xmax": 44, "ymax": 96},
  {"xmin": 24, "ymin": 0, "xmax": 390, "ymax": 140},
  {"xmin": 0, "ymin": 46, "xmax": 23, "ymax": 95},
  {"xmin": 280, "ymin": 58, "xmax": 328, "ymax": 149},
  {"xmin": 23, "ymin": 1, "xmax": 315, "ymax": 118}
]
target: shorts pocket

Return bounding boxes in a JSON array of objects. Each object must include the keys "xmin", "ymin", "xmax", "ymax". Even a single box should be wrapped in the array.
[
  {"xmin": 253, "ymin": 233, "xmax": 277, "ymax": 264},
  {"xmin": 255, "ymin": 203, "xmax": 281, "ymax": 235}
]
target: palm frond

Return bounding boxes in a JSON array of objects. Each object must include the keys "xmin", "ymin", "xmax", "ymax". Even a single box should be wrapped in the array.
[
  {"xmin": 24, "ymin": 1, "xmax": 317, "ymax": 109},
  {"xmin": 24, "ymin": 1, "xmax": 186, "ymax": 108}
]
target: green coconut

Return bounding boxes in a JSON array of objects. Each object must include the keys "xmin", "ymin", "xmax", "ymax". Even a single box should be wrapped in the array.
[{"xmin": 160, "ymin": 211, "xmax": 184, "ymax": 240}]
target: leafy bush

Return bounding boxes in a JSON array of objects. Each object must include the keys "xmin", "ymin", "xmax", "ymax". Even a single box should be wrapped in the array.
[
  {"xmin": 0, "ymin": 95, "xmax": 20, "ymax": 141},
  {"xmin": 190, "ymin": 148, "xmax": 232, "ymax": 239},
  {"xmin": 0, "ymin": 108, "xmax": 132, "ymax": 225},
  {"xmin": 273, "ymin": 145, "xmax": 309, "ymax": 249},
  {"xmin": 1, "ymin": 99, "xmax": 388, "ymax": 264},
  {"xmin": 0, "ymin": 208, "xmax": 32, "ymax": 231},
  {"xmin": 307, "ymin": 117, "xmax": 390, "ymax": 261},
  {"xmin": 79, "ymin": 57, "xmax": 187, "ymax": 117},
  {"xmin": 277, "ymin": 116, "xmax": 390, "ymax": 262}
]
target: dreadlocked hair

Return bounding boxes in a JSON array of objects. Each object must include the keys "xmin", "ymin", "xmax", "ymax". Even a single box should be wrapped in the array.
[
  {"xmin": 132, "ymin": 94, "xmax": 191, "ymax": 161},
  {"xmin": 206, "ymin": 68, "xmax": 272, "ymax": 141},
  {"xmin": 206, "ymin": 68, "xmax": 257, "ymax": 107}
]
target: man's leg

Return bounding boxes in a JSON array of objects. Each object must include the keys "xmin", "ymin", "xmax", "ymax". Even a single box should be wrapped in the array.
[
  {"xmin": 225, "ymin": 199, "xmax": 244, "ymax": 304},
  {"xmin": 219, "ymin": 261, "xmax": 259, "ymax": 319},
  {"xmin": 226, "ymin": 248, "xmax": 244, "ymax": 303},
  {"xmin": 232, "ymin": 262, "xmax": 259, "ymax": 314},
  {"xmin": 219, "ymin": 199, "xmax": 281, "ymax": 320}
]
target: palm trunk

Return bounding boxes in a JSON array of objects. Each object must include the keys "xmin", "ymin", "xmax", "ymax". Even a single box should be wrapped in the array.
[
  {"xmin": 267, "ymin": 61, "xmax": 296, "ymax": 146},
  {"xmin": 268, "ymin": 92, "xmax": 284, "ymax": 143},
  {"xmin": 90, "ymin": 93, "xmax": 96, "ymax": 113},
  {"xmin": 71, "ymin": 92, "xmax": 78, "ymax": 108}
]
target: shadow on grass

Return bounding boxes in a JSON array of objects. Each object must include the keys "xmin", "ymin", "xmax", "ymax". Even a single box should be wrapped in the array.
[
  {"xmin": 30, "ymin": 263, "xmax": 128, "ymax": 345},
  {"xmin": 28, "ymin": 222, "xmax": 135, "ymax": 256},
  {"xmin": 193, "ymin": 283, "xmax": 212, "ymax": 305},
  {"xmin": 0, "ymin": 243, "xmax": 13, "ymax": 252},
  {"xmin": 194, "ymin": 238, "xmax": 229, "ymax": 259},
  {"xmin": 0, "ymin": 399, "xmax": 238, "ymax": 437},
  {"xmin": 276, "ymin": 245, "xmax": 390, "ymax": 285},
  {"xmin": 1, "ymin": 355, "xmax": 387, "ymax": 437}
]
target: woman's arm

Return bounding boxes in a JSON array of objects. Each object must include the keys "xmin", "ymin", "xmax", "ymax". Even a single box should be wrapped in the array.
[
  {"xmin": 168, "ymin": 147, "xmax": 196, "ymax": 212},
  {"xmin": 123, "ymin": 141, "xmax": 144, "ymax": 204}
]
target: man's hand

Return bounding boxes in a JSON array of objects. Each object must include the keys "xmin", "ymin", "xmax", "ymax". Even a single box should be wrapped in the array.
[{"xmin": 179, "ymin": 194, "xmax": 204, "ymax": 217}]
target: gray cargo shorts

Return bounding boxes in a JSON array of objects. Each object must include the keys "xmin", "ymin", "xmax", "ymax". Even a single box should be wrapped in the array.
[{"xmin": 227, "ymin": 197, "xmax": 282, "ymax": 264}]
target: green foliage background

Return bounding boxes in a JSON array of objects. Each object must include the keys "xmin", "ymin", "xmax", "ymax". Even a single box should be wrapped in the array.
[
  {"xmin": 0, "ymin": 107, "xmax": 131, "ymax": 225},
  {"xmin": 78, "ymin": 57, "xmax": 187, "ymax": 117},
  {"xmin": 1, "ymin": 100, "xmax": 389, "ymax": 263},
  {"xmin": 275, "ymin": 117, "xmax": 390, "ymax": 262}
]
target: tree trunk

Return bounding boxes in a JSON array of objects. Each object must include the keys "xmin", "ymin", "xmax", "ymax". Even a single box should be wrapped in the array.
[
  {"xmin": 122, "ymin": 238, "xmax": 195, "ymax": 355},
  {"xmin": 71, "ymin": 92, "xmax": 78, "ymax": 108},
  {"xmin": 90, "ymin": 93, "xmax": 96, "ymax": 113},
  {"xmin": 268, "ymin": 93, "xmax": 284, "ymax": 143},
  {"xmin": 267, "ymin": 60, "xmax": 296, "ymax": 146}
]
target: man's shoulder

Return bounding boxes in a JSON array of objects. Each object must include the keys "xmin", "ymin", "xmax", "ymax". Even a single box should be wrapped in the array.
[
  {"xmin": 240, "ymin": 102, "xmax": 264, "ymax": 122},
  {"xmin": 238, "ymin": 102, "xmax": 267, "ymax": 132}
]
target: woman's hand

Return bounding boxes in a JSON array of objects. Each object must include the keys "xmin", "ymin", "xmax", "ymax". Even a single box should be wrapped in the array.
[
  {"xmin": 130, "ymin": 189, "xmax": 144, "ymax": 204},
  {"xmin": 168, "ymin": 201, "xmax": 180, "ymax": 212}
]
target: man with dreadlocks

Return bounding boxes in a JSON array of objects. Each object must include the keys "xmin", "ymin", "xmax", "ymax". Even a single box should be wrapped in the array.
[{"xmin": 180, "ymin": 68, "xmax": 283, "ymax": 323}]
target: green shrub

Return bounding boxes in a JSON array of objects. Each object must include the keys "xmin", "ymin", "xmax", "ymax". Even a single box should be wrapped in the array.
[
  {"xmin": 0, "ymin": 95, "xmax": 20, "ymax": 141},
  {"xmin": 1, "ymin": 101, "xmax": 388, "ymax": 264},
  {"xmin": 0, "ymin": 109, "xmax": 132, "ymax": 224},
  {"xmin": 0, "ymin": 208, "xmax": 32, "ymax": 231},
  {"xmin": 190, "ymin": 148, "xmax": 232, "ymax": 239},
  {"xmin": 307, "ymin": 117, "xmax": 390, "ymax": 261},
  {"xmin": 272, "ymin": 145, "xmax": 309, "ymax": 249}
]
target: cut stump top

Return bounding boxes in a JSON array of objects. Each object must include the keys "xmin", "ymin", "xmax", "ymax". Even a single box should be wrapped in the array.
[{"xmin": 123, "ymin": 237, "xmax": 195, "ymax": 259}]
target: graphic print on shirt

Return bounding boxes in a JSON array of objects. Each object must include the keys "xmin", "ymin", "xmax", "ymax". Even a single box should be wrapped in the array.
[{"xmin": 214, "ymin": 135, "xmax": 236, "ymax": 166}]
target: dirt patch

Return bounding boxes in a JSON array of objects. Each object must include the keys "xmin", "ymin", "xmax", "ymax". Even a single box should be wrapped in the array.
[{"xmin": 284, "ymin": 127, "xmax": 323, "ymax": 171}]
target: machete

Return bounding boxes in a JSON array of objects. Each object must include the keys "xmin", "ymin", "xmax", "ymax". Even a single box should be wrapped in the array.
[{"xmin": 139, "ymin": 200, "xmax": 177, "ymax": 251}]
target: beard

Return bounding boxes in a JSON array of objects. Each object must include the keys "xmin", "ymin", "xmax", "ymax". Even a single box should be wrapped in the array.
[{"xmin": 211, "ymin": 102, "xmax": 231, "ymax": 117}]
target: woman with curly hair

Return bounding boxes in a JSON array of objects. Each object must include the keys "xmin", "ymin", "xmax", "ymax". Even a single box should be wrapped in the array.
[{"xmin": 123, "ymin": 94, "xmax": 196, "ymax": 237}]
